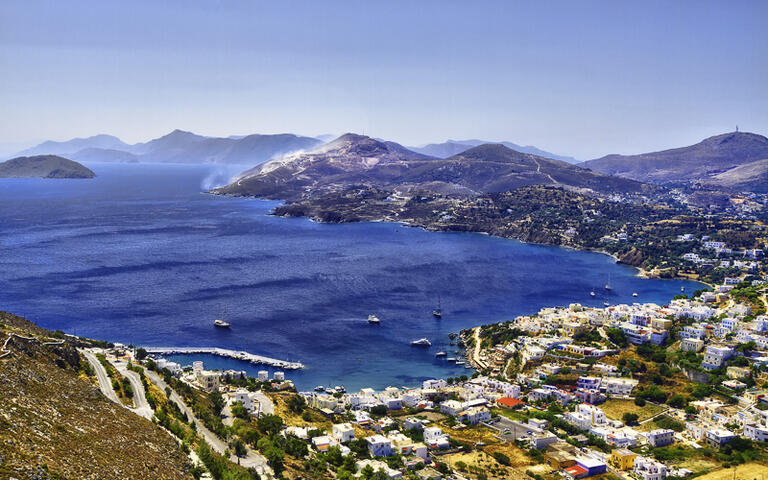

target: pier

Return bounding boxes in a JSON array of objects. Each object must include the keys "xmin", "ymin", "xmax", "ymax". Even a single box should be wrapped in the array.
[{"xmin": 143, "ymin": 346, "xmax": 304, "ymax": 370}]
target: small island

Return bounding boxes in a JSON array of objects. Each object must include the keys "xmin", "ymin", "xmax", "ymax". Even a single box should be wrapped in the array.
[{"xmin": 0, "ymin": 154, "xmax": 96, "ymax": 179}]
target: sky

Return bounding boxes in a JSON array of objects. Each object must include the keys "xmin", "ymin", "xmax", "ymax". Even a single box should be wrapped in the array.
[{"xmin": 1, "ymin": 0, "xmax": 767, "ymax": 159}]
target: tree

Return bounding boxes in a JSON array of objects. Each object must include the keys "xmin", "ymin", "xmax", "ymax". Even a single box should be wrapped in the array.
[
  {"xmin": 493, "ymin": 452, "xmax": 510, "ymax": 466},
  {"xmin": 622, "ymin": 413, "xmax": 639, "ymax": 425},
  {"xmin": 606, "ymin": 328, "xmax": 628, "ymax": 348},
  {"xmin": 287, "ymin": 395, "xmax": 306, "ymax": 413},
  {"xmin": 231, "ymin": 438, "xmax": 247, "ymax": 457},
  {"xmin": 634, "ymin": 397, "xmax": 646, "ymax": 407},
  {"xmin": 231, "ymin": 401, "xmax": 249, "ymax": 420},
  {"xmin": 135, "ymin": 347, "xmax": 148, "ymax": 360},
  {"xmin": 257, "ymin": 414, "xmax": 283, "ymax": 436},
  {"xmin": 209, "ymin": 391, "xmax": 225, "ymax": 416},
  {"xmin": 667, "ymin": 394, "xmax": 686, "ymax": 409}
]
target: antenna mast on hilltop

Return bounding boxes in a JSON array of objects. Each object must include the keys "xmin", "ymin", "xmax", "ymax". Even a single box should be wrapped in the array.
[{"xmin": 736, "ymin": 125, "xmax": 739, "ymax": 132}]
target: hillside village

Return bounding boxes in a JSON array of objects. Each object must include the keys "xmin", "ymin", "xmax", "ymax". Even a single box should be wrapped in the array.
[{"xmin": 33, "ymin": 256, "xmax": 760, "ymax": 480}]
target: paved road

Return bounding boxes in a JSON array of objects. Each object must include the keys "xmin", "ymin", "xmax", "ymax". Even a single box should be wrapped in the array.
[
  {"xmin": 144, "ymin": 369, "xmax": 271, "ymax": 475},
  {"xmin": 113, "ymin": 359, "xmax": 154, "ymax": 420},
  {"xmin": 254, "ymin": 391, "xmax": 274, "ymax": 416},
  {"xmin": 81, "ymin": 349, "xmax": 120, "ymax": 403}
]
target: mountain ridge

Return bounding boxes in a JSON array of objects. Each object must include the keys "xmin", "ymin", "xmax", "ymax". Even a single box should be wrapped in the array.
[
  {"xmin": 410, "ymin": 139, "xmax": 577, "ymax": 163},
  {"xmin": 580, "ymin": 131, "xmax": 768, "ymax": 189},
  {"xmin": 214, "ymin": 133, "xmax": 647, "ymax": 200}
]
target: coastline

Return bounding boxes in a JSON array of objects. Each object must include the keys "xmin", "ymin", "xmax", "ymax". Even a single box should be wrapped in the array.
[{"xmin": 211, "ymin": 190, "xmax": 707, "ymax": 286}]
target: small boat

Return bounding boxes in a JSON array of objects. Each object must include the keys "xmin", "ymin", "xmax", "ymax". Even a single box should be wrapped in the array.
[
  {"xmin": 433, "ymin": 295, "xmax": 442, "ymax": 318},
  {"xmin": 314, "ymin": 385, "xmax": 325, "ymax": 392},
  {"xmin": 604, "ymin": 284, "xmax": 611, "ymax": 291},
  {"xmin": 368, "ymin": 314, "xmax": 381, "ymax": 324},
  {"xmin": 465, "ymin": 365, "xmax": 473, "ymax": 369},
  {"xmin": 681, "ymin": 286, "xmax": 685, "ymax": 292},
  {"xmin": 333, "ymin": 385, "xmax": 346, "ymax": 393},
  {"xmin": 590, "ymin": 291, "xmax": 596, "ymax": 297},
  {"xmin": 456, "ymin": 360, "xmax": 466, "ymax": 365},
  {"xmin": 411, "ymin": 338, "xmax": 432, "ymax": 347},
  {"xmin": 633, "ymin": 292, "xmax": 638, "ymax": 297},
  {"xmin": 446, "ymin": 357, "xmax": 457, "ymax": 362},
  {"xmin": 214, "ymin": 319, "xmax": 231, "ymax": 328},
  {"xmin": 603, "ymin": 301, "xmax": 610, "ymax": 307},
  {"xmin": 435, "ymin": 351, "xmax": 447, "ymax": 357}
]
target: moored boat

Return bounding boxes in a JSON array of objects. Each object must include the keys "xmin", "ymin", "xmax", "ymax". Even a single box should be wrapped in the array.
[{"xmin": 411, "ymin": 338, "xmax": 431, "ymax": 347}]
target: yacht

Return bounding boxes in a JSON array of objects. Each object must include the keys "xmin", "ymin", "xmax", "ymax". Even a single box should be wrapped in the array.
[
  {"xmin": 314, "ymin": 385, "xmax": 325, "ymax": 392},
  {"xmin": 368, "ymin": 314, "xmax": 381, "ymax": 324},
  {"xmin": 214, "ymin": 319, "xmax": 231, "ymax": 328},
  {"xmin": 590, "ymin": 291, "xmax": 596, "ymax": 297},
  {"xmin": 435, "ymin": 351, "xmax": 447, "ymax": 357},
  {"xmin": 411, "ymin": 338, "xmax": 431, "ymax": 347},
  {"xmin": 433, "ymin": 295, "xmax": 442, "ymax": 318}
]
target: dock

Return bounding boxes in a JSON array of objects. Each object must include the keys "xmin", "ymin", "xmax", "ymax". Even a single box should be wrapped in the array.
[{"xmin": 143, "ymin": 346, "xmax": 304, "ymax": 370}]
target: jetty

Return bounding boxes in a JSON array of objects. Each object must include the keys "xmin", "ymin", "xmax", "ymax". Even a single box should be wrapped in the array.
[{"xmin": 143, "ymin": 346, "xmax": 304, "ymax": 370}]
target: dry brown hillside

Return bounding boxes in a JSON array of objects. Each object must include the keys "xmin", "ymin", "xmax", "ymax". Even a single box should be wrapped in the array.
[{"xmin": 0, "ymin": 311, "xmax": 193, "ymax": 480}]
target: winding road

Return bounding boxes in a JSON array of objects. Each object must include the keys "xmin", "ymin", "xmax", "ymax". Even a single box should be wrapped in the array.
[
  {"xmin": 81, "ymin": 349, "xmax": 120, "ymax": 403},
  {"xmin": 143, "ymin": 369, "xmax": 270, "ymax": 474},
  {"xmin": 113, "ymin": 359, "xmax": 153, "ymax": 420}
]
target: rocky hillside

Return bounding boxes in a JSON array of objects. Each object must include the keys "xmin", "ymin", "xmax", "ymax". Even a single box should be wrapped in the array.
[
  {"xmin": 0, "ymin": 311, "xmax": 193, "ymax": 480},
  {"xmin": 580, "ymin": 131, "xmax": 768, "ymax": 187},
  {"xmin": 701, "ymin": 158, "xmax": 768, "ymax": 193},
  {"xmin": 0, "ymin": 155, "xmax": 96, "ymax": 178},
  {"xmin": 214, "ymin": 134, "xmax": 645, "ymax": 201}
]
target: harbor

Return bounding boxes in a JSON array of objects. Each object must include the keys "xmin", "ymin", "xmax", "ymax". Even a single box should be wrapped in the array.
[{"xmin": 143, "ymin": 346, "xmax": 304, "ymax": 370}]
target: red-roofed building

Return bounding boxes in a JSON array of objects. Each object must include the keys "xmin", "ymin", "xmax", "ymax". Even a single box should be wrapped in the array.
[
  {"xmin": 497, "ymin": 397, "xmax": 525, "ymax": 409},
  {"xmin": 564, "ymin": 465, "xmax": 588, "ymax": 479}
]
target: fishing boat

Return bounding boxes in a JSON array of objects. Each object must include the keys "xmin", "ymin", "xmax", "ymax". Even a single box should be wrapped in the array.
[
  {"xmin": 368, "ymin": 314, "xmax": 381, "ymax": 324},
  {"xmin": 411, "ymin": 338, "xmax": 432, "ymax": 347}
]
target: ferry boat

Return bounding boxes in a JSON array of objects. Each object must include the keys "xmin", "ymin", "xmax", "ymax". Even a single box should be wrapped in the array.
[
  {"xmin": 411, "ymin": 338, "xmax": 431, "ymax": 347},
  {"xmin": 435, "ymin": 351, "xmax": 447, "ymax": 357},
  {"xmin": 368, "ymin": 314, "xmax": 381, "ymax": 324},
  {"xmin": 214, "ymin": 319, "xmax": 231, "ymax": 328}
]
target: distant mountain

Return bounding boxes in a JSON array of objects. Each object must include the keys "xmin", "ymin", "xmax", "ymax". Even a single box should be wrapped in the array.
[
  {"xmin": 12, "ymin": 130, "xmax": 324, "ymax": 166},
  {"xmin": 214, "ymin": 133, "xmax": 645, "ymax": 200},
  {"xmin": 69, "ymin": 148, "xmax": 139, "ymax": 163},
  {"xmin": 410, "ymin": 139, "xmax": 577, "ymax": 163},
  {"xmin": 580, "ymin": 132, "xmax": 768, "ymax": 187},
  {"xmin": 0, "ymin": 155, "xmax": 96, "ymax": 178},
  {"xmin": 14, "ymin": 134, "xmax": 129, "ymax": 157}
]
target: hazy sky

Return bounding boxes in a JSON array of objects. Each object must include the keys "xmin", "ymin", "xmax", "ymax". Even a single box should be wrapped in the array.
[{"xmin": 1, "ymin": 0, "xmax": 766, "ymax": 159}]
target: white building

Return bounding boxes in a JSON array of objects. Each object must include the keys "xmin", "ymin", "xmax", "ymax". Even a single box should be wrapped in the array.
[
  {"xmin": 423, "ymin": 427, "xmax": 450, "ymax": 449},
  {"xmin": 332, "ymin": 423, "xmax": 355, "ymax": 443},
  {"xmin": 645, "ymin": 429, "xmax": 674, "ymax": 447},
  {"xmin": 634, "ymin": 455, "xmax": 668, "ymax": 480},
  {"xmin": 366, "ymin": 435, "xmax": 393, "ymax": 457},
  {"xmin": 603, "ymin": 378, "xmax": 639, "ymax": 396},
  {"xmin": 702, "ymin": 345, "xmax": 734, "ymax": 370}
]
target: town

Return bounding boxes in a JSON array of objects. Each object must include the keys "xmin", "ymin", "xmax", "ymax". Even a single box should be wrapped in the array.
[{"xmin": 69, "ymin": 262, "xmax": 767, "ymax": 480}]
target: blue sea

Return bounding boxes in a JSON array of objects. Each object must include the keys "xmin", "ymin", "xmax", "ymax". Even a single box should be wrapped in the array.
[{"xmin": 0, "ymin": 163, "xmax": 701, "ymax": 390}]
